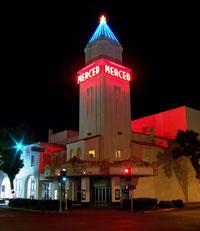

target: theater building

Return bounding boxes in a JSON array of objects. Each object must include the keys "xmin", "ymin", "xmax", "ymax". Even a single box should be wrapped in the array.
[
  {"xmin": 1, "ymin": 16, "xmax": 200, "ymax": 205},
  {"xmin": 48, "ymin": 15, "xmax": 155, "ymax": 205}
]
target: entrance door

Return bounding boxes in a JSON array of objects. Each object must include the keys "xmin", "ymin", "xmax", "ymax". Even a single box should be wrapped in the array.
[{"xmin": 93, "ymin": 186, "xmax": 111, "ymax": 207}]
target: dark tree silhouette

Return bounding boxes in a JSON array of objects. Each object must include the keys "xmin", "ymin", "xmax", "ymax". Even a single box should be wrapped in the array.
[
  {"xmin": 0, "ymin": 124, "xmax": 35, "ymax": 193},
  {"xmin": 173, "ymin": 130, "xmax": 200, "ymax": 179}
]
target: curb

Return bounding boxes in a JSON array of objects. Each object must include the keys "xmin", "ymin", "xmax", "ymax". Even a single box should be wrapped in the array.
[
  {"xmin": 143, "ymin": 208, "xmax": 179, "ymax": 213},
  {"xmin": 0, "ymin": 206, "xmax": 63, "ymax": 214}
]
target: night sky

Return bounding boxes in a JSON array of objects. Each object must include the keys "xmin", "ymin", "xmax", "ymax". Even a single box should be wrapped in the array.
[{"xmin": 1, "ymin": 2, "xmax": 199, "ymax": 142}]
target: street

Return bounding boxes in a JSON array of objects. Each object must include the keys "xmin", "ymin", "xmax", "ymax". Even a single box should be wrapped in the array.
[{"xmin": 0, "ymin": 207, "xmax": 200, "ymax": 231}]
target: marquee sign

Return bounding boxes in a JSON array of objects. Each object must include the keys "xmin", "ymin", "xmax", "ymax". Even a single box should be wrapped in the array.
[{"xmin": 76, "ymin": 59, "xmax": 132, "ymax": 84}]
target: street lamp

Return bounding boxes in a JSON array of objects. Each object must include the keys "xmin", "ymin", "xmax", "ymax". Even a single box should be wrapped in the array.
[{"xmin": 15, "ymin": 140, "xmax": 24, "ymax": 152}]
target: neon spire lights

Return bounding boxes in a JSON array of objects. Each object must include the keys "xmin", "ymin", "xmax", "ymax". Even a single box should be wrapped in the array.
[
  {"xmin": 88, "ymin": 15, "xmax": 119, "ymax": 44},
  {"xmin": 100, "ymin": 15, "xmax": 106, "ymax": 24}
]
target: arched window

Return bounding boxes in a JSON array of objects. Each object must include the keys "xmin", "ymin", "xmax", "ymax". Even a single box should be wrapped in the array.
[
  {"xmin": 14, "ymin": 179, "xmax": 22, "ymax": 198},
  {"xmin": 89, "ymin": 149, "xmax": 95, "ymax": 158},
  {"xmin": 77, "ymin": 148, "xmax": 81, "ymax": 159},
  {"xmin": 27, "ymin": 176, "xmax": 36, "ymax": 199},
  {"xmin": 70, "ymin": 149, "xmax": 74, "ymax": 159},
  {"xmin": 1, "ymin": 176, "xmax": 11, "ymax": 199},
  {"xmin": 116, "ymin": 150, "xmax": 121, "ymax": 158}
]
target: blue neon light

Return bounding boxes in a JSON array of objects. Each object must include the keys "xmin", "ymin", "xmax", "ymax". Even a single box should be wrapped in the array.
[{"xmin": 89, "ymin": 20, "xmax": 119, "ymax": 44}]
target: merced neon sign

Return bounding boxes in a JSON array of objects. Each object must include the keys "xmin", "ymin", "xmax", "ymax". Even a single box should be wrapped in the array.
[{"xmin": 77, "ymin": 59, "xmax": 132, "ymax": 84}]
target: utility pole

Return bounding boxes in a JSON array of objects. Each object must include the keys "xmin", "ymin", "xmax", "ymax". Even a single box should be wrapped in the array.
[
  {"xmin": 59, "ymin": 181, "xmax": 62, "ymax": 213},
  {"xmin": 129, "ymin": 185, "xmax": 133, "ymax": 212}
]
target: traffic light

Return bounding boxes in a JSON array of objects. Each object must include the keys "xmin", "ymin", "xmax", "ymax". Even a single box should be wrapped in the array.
[
  {"xmin": 124, "ymin": 167, "xmax": 132, "ymax": 181},
  {"xmin": 125, "ymin": 184, "xmax": 129, "ymax": 190},
  {"xmin": 57, "ymin": 172, "xmax": 61, "ymax": 182},
  {"xmin": 122, "ymin": 184, "xmax": 129, "ymax": 194},
  {"xmin": 61, "ymin": 169, "xmax": 67, "ymax": 182}
]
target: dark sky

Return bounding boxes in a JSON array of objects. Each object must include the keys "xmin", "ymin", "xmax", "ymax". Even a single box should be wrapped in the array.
[{"xmin": 1, "ymin": 2, "xmax": 200, "ymax": 142}]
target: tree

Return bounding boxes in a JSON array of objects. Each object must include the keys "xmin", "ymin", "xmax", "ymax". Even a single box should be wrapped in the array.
[
  {"xmin": 173, "ymin": 130, "xmax": 200, "ymax": 179},
  {"xmin": 0, "ymin": 124, "xmax": 35, "ymax": 193}
]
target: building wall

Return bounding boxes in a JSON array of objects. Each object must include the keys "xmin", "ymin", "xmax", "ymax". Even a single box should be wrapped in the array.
[
  {"xmin": 111, "ymin": 176, "xmax": 121, "ymax": 203},
  {"xmin": 85, "ymin": 39, "xmax": 123, "ymax": 65},
  {"xmin": 66, "ymin": 140, "xmax": 85, "ymax": 161},
  {"xmin": 132, "ymin": 106, "xmax": 188, "ymax": 139},
  {"xmin": 66, "ymin": 136, "xmax": 101, "ymax": 161},
  {"xmin": 133, "ymin": 145, "xmax": 200, "ymax": 202},
  {"xmin": 79, "ymin": 72, "xmax": 131, "ymax": 161},
  {"xmin": 81, "ymin": 177, "xmax": 90, "ymax": 202},
  {"xmin": 15, "ymin": 144, "xmax": 40, "ymax": 199},
  {"xmin": 49, "ymin": 129, "xmax": 79, "ymax": 145},
  {"xmin": 186, "ymin": 107, "xmax": 200, "ymax": 136}
]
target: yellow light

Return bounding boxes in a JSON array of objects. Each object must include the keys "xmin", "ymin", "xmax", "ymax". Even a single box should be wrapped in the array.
[{"xmin": 100, "ymin": 15, "xmax": 106, "ymax": 24}]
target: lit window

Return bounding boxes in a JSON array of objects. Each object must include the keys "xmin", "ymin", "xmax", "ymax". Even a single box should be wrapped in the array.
[
  {"xmin": 27, "ymin": 176, "xmax": 36, "ymax": 199},
  {"xmin": 89, "ymin": 149, "xmax": 95, "ymax": 158},
  {"xmin": 77, "ymin": 148, "xmax": 81, "ymax": 159},
  {"xmin": 14, "ymin": 179, "xmax": 22, "ymax": 198},
  {"xmin": 116, "ymin": 150, "xmax": 121, "ymax": 158},
  {"xmin": 31, "ymin": 155, "xmax": 35, "ymax": 166}
]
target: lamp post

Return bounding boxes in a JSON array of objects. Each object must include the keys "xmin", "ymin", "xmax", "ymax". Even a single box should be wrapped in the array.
[
  {"xmin": 59, "ymin": 181, "xmax": 62, "ymax": 213},
  {"xmin": 57, "ymin": 171, "xmax": 63, "ymax": 213},
  {"xmin": 58, "ymin": 169, "xmax": 68, "ymax": 212},
  {"xmin": 129, "ymin": 185, "xmax": 133, "ymax": 212},
  {"xmin": 15, "ymin": 140, "xmax": 24, "ymax": 153},
  {"xmin": 124, "ymin": 167, "xmax": 133, "ymax": 212}
]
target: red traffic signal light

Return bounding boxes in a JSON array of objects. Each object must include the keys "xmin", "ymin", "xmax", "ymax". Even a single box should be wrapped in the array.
[
  {"xmin": 57, "ymin": 173, "xmax": 61, "ymax": 182},
  {"xmin": 124, "ymin": 167, "xmax": 131, "ymax": 175}
]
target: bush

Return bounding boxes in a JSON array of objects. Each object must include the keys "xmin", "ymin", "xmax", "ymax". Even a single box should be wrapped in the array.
[
  {"xmin": 172, "ymin": 200, "xmax": 184, "ymax": 208},
  {"xmin": 158, "ymin": 200, "xmax": 174, "ymax": 208},
  {"xmin": 122, "ymin": 198, "xmax": 157, "ymax": 211},
  {"xmin": 158, "ymin": 200, "xmax": 184, "ymax": 208},
  {"xmin": 8, "ymin": 199, "xmax": 71, "ymax": 211},
  {"xmin": 0, "ymin": 199, "xmax": 5, "ymax": 204}
]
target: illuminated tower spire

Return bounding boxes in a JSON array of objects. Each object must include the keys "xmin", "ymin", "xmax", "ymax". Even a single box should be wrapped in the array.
[
  {"xmin": 88, "ymin": 15, "xmax": 120, "ymax": 44},
  {"xmin": 85, "ymin": 15, "xmax": 123, "ymax": 64}
]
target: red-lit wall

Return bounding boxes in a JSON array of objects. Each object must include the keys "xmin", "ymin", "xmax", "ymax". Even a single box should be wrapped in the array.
[
  {"xmin": 132, "ymin": 106, "xmax": 187, "ymax": 139},
  {"xmin": 39, "ymin": 143, "xmax": 65, "ymax": 174}
]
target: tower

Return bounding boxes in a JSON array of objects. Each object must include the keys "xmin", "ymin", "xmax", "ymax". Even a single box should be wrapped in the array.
[{"xmin": 77, "ymin": 16, "xmax": 132, "ymax": 161}]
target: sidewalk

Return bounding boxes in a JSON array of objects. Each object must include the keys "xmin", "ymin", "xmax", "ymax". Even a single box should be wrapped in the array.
[{"xmin": 184, "ymin": 202, "xmax": 200, "ymax": 209}]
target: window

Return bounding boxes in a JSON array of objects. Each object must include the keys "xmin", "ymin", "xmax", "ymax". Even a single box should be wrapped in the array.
[
  {"xmin": 114, "ymin": 85, "xmax": 121, "ymax": 115},
  {"xmin": 44, "ymin": 154, "xmax": 51, "ymax": 165},
  {"xmin": 70, "ymin": 149, "xmax": 74, "ymax": 159},
  {"xmin": 89, "ymin": 149, "xmax": 95, "ymax": 158},
  {"xmin": 87, "ymin": 87, "xmax": 93, "ymax": 117},
  {"xmin": 31, "ymin": 155, "xmax": 35, "ymax": 166},
  {"xmin": 53, "ymin": 154, "xmax": 59, "ymax": 164},
  {"xmin": 116, "ymin": 150, "xmax": 121, "ymax": 158},
  {"xmin": 62, "ymin": 153, "xmax": 67, "ymax": 163},
  {"xmin": 27, "ymin": 176, "xmax": 36, "ymax": 199},
  {"xmin": 15, "ymin": 179, "xmax": 22, "ymax": 198},
  {"xmin": 77, "ymin": 148, "xmax": 81, "ymax": 159}
]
